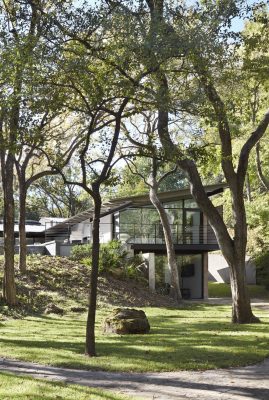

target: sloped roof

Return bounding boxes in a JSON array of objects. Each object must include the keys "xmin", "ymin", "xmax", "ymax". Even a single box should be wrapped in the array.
[
  {"xmin": 45, "ymin": 183, "xmax": 226, "ymax": 235},
  {"xmin": 45, "ymin": 200, "xmax": 132, "ymax": 235},
  {"xmin": 110, "ymin": 183, "xmax": 226, "ymax": 207}
]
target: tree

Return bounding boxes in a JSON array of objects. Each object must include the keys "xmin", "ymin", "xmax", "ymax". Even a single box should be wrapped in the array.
[
  {"xmin": 43, "ymin": 13, "xmax": 131, "ymax": 356},
  {"xmin": 15, "ymin": 112, "xmax": 81, "ymax": 273},
  {"xmin": 122, "ymin": 113, "xmax": 183, "ymax": 302},
  {"xmin": 144, "ymin": 0, "xmax": 269, "ymax": 323},
  {"xmin": 105, "ymin": 0, "xmax": 269, "ymax": 323},
  {"xmin": 0, "ymin": 0, "xmax": 48, "ymax": 304},
  {"xmin": 27, "ymin": 174, "xmax": 92, "ymax": 219},
  {"xmin": 41, "ymin": 0, "xmax": 165, "ymax": 354}
]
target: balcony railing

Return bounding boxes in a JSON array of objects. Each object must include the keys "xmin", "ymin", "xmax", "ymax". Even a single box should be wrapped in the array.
[{"xmin": 115, "ymin": 223, "xmax": 217, "ymax": 245}]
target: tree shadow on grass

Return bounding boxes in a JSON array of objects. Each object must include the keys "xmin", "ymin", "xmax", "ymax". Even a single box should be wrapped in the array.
[
  {"xmin": 0, "ymin": 307, "xmax": 268, "ymax": 373},
  {"xmin": 0, "ymin": 365, "xmax": 269, "ymax": 400},
  {"xmin": 0, "ymin": 372, "xmax": 125, "ymax": 400}
]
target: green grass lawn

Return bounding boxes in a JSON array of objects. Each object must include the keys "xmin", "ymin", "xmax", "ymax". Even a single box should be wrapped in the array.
[
  {"xmin": 0, "ymin": 304, "xmax": 268, "ymax": 372},
  {"xmin": 0, "ymin": 372, "xmax": 132, "ymax": 400},
  {"xmin": 208, "ymin": 282, "xmax": 269, "ymax": 298}
]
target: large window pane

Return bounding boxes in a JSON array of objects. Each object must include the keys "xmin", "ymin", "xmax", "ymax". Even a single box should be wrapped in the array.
[
  {"xmin": 120, "ymin": 208, "xmax": 140, "ymax": 225},
  {"xmin": 118, "ymin": 209, "xmax": 141, "ymax": 241}
]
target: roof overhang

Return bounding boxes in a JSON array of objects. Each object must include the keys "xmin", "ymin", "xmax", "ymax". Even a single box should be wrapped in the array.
[{"xmin": 45, "ymin": 200, "xmax": 132, "ymax": 234}]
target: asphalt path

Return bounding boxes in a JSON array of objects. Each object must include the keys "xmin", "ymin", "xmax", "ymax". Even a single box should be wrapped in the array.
[{"xmin": 0, "ymin": 356, "xmax": 268, "ymax": 399}]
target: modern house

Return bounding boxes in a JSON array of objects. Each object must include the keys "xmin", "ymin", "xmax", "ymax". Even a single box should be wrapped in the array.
[{"xmin": 44, "ymin": 183, "xmax": 225, "ymax": 299}]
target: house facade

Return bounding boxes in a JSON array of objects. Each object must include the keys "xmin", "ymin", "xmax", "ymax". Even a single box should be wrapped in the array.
[{"xmin": 45, "ymin": 183, "xmax": 225, "ymax": 299}]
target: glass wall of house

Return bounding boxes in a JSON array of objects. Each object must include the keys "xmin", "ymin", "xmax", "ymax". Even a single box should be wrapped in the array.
[
  {"xmin": 155, "ymin": 254, "xmax": 203, "ymax": 299},
  {"xmin": 115, "ymin": 198, "xmax": 202, "ymax": 244}
]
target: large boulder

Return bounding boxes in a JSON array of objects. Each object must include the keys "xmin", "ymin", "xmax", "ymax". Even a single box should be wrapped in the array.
[{"xmin": 104, "ymin": 308, "xmax": 150, "ymax": 334}]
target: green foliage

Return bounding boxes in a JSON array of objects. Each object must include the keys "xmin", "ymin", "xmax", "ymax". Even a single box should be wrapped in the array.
[
  {"xmin": 254, "ymin": 250, "xmax": 269, "ymax": 290},
  {"xmin": 71, "ymin": 240, "xmax": 126, "ymax": 273},
  {"xmin": 246, "ymin": 193, "xmax": 269, "ymax": 253},
  {"xmin": 71, "ymin": 240, "xmax": 145, "ymax": 281},
  {"xmin": 70, "ymin": 244, "xmax": 93, "ymax": 262},
  {"xmin": 27, "ymin": 174, "xmax": 92, "ymax": 219},
  {"xmin": 111, "ymin": 156, "xmax": 187, "ymax": 199}
]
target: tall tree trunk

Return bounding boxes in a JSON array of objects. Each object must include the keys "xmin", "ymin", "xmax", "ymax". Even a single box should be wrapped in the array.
[
  {"xmin": 245, "ymin": 173, "xmax": 252, "ymax": 202},
  {"xmin": 85, "ymin": 190, "xmax": 101, "ymax": 356},
  {"xmin": 18, "ymin": 182, "xmax": 27, "ymax": 274},
  {"xmin": 2, "ymin": 154, "xmax": 17, "ymax": 305},
  {"xmin": 228, "ymin": 191, "xmax": 259, "ymax": 323},
  {"xmin": 229, "ymin": 253, "xmax": 259, "ymax": 323},
  {"xmin": 149, "ymin": 185, "xmax": 182, "ymax": 302}
]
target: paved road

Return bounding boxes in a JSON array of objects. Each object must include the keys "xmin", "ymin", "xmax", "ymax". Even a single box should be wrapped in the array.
[{"xmin": 0, "ymin": 357, "xmax": 268, "ymax": 399}]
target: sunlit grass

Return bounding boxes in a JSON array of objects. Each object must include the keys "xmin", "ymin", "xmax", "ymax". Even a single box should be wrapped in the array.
[
  {"xmin": 0, "ymin": 372, "xmax": 132, "ymax": 400},
  {"xmin": 208, "ymin": 282, "xmax": 269, "ymax": 298},
  {"xmin": 0, "ymin": 304, "xmax": 268, "ymax": 372}
]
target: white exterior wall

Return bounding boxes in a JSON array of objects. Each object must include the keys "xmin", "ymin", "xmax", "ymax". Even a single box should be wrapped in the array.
[
  {"xmin": 100, "ymin": 215, "xmax": 113, "ymax": 243},
  {"xmin": 68, "ymin": 215, "xmax": 113, "ymax": 244},
  {"xmin": 208, "ymin": 253, "xmax": 256, "ymax": 284},
  {"xmin": 144, "ymin": 253, "xmax": 155, "ymax": 291},
  {"xmin": 70, "ymin": 220, "xmax": 91, "ymax": 243}
]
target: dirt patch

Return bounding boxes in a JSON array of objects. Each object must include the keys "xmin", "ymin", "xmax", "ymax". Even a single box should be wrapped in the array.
[{"xmin": 98, "ymin": 275, "xmax": 177, "ymax": 308}]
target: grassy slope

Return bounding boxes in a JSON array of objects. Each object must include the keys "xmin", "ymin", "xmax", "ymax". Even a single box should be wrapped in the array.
[
  {"xmin": 0, "ymin": 255, "xmax": 176, "ymax": 318},
  {"xmin": 0, "ymin": 372, "xmax": 132, "ymax": 400},
  {"xmin": 0, "ymin": 256, "xmax": 268, "ymax": 373}
]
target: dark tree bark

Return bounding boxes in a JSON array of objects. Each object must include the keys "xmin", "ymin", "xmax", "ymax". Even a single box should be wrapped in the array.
[
  {"xmin": 85, "ymin": 189, "xmax": 101, "ymax": 356},
  {"xmin": 1, "ymin": 153, "xmax": 17, "ymax": 305},
  {"xmin": 18, "ymin": 182, "xmax": 27, "ymax": 274},
  {"xmin": 245, "ymin": 173, "xmax": 252, "ymax": 202},
  {"xmin": 149, "ymin": 181, "xmax": 182, "ymax": 302}
]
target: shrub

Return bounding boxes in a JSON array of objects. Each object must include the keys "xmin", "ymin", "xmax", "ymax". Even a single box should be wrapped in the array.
[
  {"xmin": 71, "ymin": 240, "xmax": 127, "ymax": 274},
  {"xmin": 255, "ymin": 250, "xmax": 269, "ymax": 290},
  {"xmin": 70, "ymin": 244, "xmax": 92, "ymax": 261},
  {"xmin": 70, "ymin": 241, "xmax": 147, "ymax": 282}
]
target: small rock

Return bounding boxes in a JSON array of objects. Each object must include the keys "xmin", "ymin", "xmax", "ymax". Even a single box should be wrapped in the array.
[
  {"xmin": 104, "ymin": 307, "xmax": 150, "ymax": 335},
  {"xmin": 45, "ymin": 303, "xmax": 64, "ymax": 315}
]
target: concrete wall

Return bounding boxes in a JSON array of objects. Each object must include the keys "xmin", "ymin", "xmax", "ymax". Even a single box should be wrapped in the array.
[
  {"xmin": 70, "ymin": 220, "xmax": 91, "ymax": 243},
  {"xmin": 15, "ymin": 244, "xmax": 46, "ymax": 255},
  {"xmin": 44, "ymin": 241, "xmax": 59, "ymax": 256},
  {"xmin": 100, "ymin": 215, "xmax": 113, "ymax": 243},
  {"xmin": 69, "ymin": 215, "xmax": 112, "ymax": 244},
  {"xmin": 144, "ymin": 253, "xmax": 155, "ymax": 291},
  {"xmin": 203, "ymin": 252, "xmax": 208, "ymax": 299},
  {"xmin": 58, "ymin": 244, "xmax": 73, "ymax": 257},
  {"xmin": 208, "ymin": 253, "xmax": 256, "ymax": 284}
]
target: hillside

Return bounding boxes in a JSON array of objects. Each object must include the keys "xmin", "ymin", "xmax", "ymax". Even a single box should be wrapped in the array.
[{"xmin": 0, "ymin": 255, "xmax": 176, "ymax": 317}]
